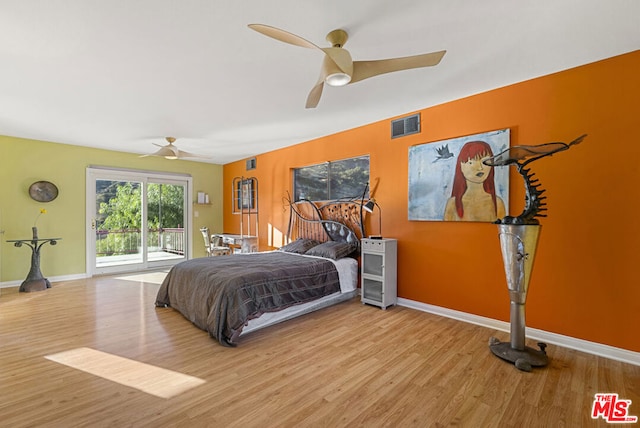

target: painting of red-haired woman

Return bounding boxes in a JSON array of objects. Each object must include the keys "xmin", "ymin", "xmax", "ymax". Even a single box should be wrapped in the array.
[
  {"xmin": 443, "ymin": 140, "xmax": 506, "ymax": 221},
  {"xmin": 408, "ymin": 128, "xmax": 509, "ymax": 222}
]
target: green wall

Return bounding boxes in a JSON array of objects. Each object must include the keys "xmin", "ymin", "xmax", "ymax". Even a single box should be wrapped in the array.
[{"xmin": 0, "ymin": 135, "xmax": 223, "ymax": 284}]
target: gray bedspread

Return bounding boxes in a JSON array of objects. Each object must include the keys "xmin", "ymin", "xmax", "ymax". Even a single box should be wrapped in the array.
[{"xmin": 155, "ymin": 252, "xmax": 340, "ymax": 346}]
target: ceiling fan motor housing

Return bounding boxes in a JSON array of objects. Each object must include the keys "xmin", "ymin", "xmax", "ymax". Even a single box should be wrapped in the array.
[{"xmin": 323, "ymin": 47, "xmax": 353, "ymax": 86}]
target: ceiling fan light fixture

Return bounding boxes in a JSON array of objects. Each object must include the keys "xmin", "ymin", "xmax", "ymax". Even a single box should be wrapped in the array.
[{"xmin": 325, "ymin": 72, "xmax": 351, "ymax": 87}]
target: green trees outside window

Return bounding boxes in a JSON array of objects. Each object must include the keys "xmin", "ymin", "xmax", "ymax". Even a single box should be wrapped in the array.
[{"xmin": 96, "ymin": 181, "xmax": 185, "ymax": 256}]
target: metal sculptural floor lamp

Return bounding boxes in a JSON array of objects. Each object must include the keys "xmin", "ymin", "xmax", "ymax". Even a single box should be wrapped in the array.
[{"xmin": 483, "ymin": 134, "xmax": 586, "ymax": 371}]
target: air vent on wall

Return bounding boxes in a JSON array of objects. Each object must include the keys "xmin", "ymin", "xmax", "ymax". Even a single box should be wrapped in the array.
[
  {"xmin": 391, "ymin": 113, "xmax": 420, "ymax": 138},
  {"xmin": 246, "ymin": 157, "xmax": 257, "ymax": 170}
]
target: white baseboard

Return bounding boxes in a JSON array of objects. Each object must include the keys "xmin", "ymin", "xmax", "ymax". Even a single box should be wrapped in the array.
[
  {"xmin": 397, "ymin": 298, "xmax": 640, "ymax": 367},
  {"xmin": 0, "ymin": 273, "xmax": 89, "ymax": 289}
]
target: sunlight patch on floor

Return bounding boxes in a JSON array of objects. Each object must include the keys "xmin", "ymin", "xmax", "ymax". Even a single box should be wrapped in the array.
[
  {"xmin": 115, "ymin": 271, "xmax": 169, "ymax": 285},
  {"xmin": 45, "ymin": 347, "xmax": 205, "ymax": 399}
]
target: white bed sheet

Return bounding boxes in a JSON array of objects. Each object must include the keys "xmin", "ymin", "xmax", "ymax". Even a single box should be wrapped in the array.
[{"xmin": 241, "ymin": 253, "xmax": 358, "ymax": 335}]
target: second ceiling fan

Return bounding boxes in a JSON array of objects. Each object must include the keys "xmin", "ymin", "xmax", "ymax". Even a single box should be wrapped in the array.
[
  {"xmin": 248, "ymin": 24, "xmax": 446, "ymax": 108},
  {"xmin": 141, "ymin": 137, "xmax": 208, "ymax": 160}
]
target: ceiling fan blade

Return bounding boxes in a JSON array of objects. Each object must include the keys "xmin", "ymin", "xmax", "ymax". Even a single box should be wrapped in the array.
[
  {"xmin": 140, "ymin": 148, "xmax": 169, "ymax": 158},
  {"xmin": 306, "ymin": 80, "xmax": 325, "ymax": 109},
  {"xmin": 350, "ymin": 50, "xmax": 446, "ymax": 84},
  {"xmin": 306, "ymin": 53, "xmax": 342, "ymax": 109},
  {"xmin": 248, "ymin": 24, "xmax": 321, "ymax": 50},
  {"xmin": 176, "ymin": 150, "xmax": 210, "ymax": 159}
]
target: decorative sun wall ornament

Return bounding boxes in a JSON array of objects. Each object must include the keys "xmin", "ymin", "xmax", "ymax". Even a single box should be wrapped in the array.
[{"xmin": 483, "ymin": 134, "xmax": 587, "ymax": 225}]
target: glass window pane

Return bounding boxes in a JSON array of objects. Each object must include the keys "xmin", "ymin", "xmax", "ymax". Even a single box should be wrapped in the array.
[
  {"xmin": 294, "ymin": 163, "xmax": 328, "ymax": 200},
  {"xmin": 95, "ymin": 180, "xmax": 143, "ymax": 265},
  {"xmin": 294, "ymin": 156, "xmax": 369, "ymax": 202},
  {"xmin": 147, "ymin": 183, "xmax": 186, "ymax": 262},
  {"xmin": 329, "ymin": 156, "xmax": 370, "ymax": 199}
]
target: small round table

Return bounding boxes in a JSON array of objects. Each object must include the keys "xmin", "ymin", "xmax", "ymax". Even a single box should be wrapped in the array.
[{"xmin": 6, "ymin": 235, "xmax": 61, "ymax": 292}]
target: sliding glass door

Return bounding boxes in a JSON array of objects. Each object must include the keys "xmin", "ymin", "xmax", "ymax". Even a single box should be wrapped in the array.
[
  {"xmin": 146, "ymin": 181, "xmax": 187, "ymax": 263},
  {"xmin": 94, "ymin": 178, "xmax": 144, "ymax": 268},
  {"xmin": 86, "ymin": 168, "xmax": 192, "ymax": 275}
]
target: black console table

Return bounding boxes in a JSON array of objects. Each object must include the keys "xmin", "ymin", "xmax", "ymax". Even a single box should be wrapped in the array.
[{"xmin": 7, "ymin": 230, "xmax": 61, "ymax": 292}]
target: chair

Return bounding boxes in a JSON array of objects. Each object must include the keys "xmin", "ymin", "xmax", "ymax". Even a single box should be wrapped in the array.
[{"xmin": 200, "ymin": 227, "xmax": 231, "ymax": 256}]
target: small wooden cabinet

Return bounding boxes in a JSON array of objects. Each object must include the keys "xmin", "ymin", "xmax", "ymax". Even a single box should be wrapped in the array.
[{"xmin": 361, "ymin": 238, "xmax": 397, "ymax": 309}]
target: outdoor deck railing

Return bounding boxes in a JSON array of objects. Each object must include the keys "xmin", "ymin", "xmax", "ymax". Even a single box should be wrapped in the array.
[{"xmin": 96, "ymin": 228, "xmax": 185, "ymax": 256}]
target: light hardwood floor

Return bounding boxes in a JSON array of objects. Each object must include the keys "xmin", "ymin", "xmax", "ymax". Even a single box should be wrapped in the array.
[{"xmin": 0, "ymin": 274, "xmax": 638, "ymax": 427}]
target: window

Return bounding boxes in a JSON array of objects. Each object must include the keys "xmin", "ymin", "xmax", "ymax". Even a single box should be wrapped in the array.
[{"xmin": 294, "ymin": 155, "xmax": 369, "ymax": 201}]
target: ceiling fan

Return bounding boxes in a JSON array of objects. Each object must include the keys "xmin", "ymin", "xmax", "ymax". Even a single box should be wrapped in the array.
[
  {"xmin": 248, "ymin": 24, "xmax": 446, "ymax": 108},
  {"xmin": 141, "ymin": 137, "xmax": 208, "ymax": 160}
]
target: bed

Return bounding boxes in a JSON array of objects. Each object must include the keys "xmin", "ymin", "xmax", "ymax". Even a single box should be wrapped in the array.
[{"xmin": 155, "ymin": 197, "xmax": 366, "ymax": 346}]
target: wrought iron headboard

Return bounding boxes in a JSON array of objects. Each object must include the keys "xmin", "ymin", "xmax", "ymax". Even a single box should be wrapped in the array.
[{"xmin": 285, "ymin": 194, "xmax": 364, "ymax": 249}]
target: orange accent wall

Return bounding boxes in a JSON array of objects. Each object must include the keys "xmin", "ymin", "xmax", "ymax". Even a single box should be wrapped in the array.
[{"xmin": 224, "ymin": 50, "xmax": 640, "ymax": 353}]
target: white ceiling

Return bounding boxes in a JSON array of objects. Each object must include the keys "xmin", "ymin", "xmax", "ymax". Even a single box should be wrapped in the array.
[{"xmin": 1, "ymin": 1, "xmax": 638, "ymax": 164}]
